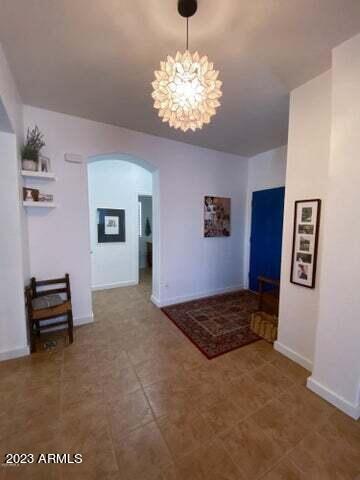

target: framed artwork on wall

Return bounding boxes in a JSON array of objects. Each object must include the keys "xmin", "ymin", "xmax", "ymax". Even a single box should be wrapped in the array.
[
  {"xmin": 97, "ymin": 208, "xmax": 125, "ymax": 243},
  {"xmin": 204, "ymin": 196, "xmax": 231, "ymax": 237},
  {"xmin": 290, "ymin": 199, "xmax": 321, "ymax": 288}
]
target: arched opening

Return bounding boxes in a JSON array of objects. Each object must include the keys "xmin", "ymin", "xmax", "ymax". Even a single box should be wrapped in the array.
[{"xmin": 86, "ymin": 153, "xmax": 160, "ymax": 310}]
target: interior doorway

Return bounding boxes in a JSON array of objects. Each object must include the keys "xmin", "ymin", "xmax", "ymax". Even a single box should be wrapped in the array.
[
  {"xmin": 249, "ymin": 187, "xmax": 285, "ymax": 291},
  {"xmin": 87, "ymin": 155, "xmax": 157, "ymax": 300},
  {"xmin": 138, "ymin": 195, "xmax": 153, "ymax": 288}
]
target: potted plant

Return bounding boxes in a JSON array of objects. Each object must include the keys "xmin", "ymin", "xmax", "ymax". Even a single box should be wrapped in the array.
[{"xmin": 21, "ymin": 126, "xmax": 46, "ymax": 171}]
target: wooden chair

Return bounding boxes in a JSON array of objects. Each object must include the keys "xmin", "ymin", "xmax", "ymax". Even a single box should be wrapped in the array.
[
  {"xmin": 250, "ymin": 276, "xmax": 280, "ymax": 343},
  {"xmin": 258, "ymin": 275, "xmax": 280, "ymax": 316},
  {"xmin": 25, "ymin": 274, "xmax": 74, "ymax": 353}
]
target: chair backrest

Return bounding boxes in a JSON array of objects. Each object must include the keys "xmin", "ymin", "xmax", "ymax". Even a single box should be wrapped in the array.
[{"xmin": 31, "ymin": 273, "xmax": 71, "ymax": 301}]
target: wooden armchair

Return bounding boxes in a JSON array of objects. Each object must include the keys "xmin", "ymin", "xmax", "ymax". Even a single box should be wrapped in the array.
[{"xmin": 25, "ymin": 274, "xmax": 74, "ymax": 353}]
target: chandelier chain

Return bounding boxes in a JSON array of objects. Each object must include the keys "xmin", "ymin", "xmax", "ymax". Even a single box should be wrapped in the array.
[{"xmin": 186, "ymin": 17, "xmax": 189, "ymax": 51}]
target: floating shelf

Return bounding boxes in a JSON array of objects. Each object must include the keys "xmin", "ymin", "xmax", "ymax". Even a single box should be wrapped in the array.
[
  {"xmin": 23, "ymin": 201, "xmax": 56, "ymax": 208},
  {"xmin": 21, "ymin": 170, "xmax": 56, "ymax": 180}
]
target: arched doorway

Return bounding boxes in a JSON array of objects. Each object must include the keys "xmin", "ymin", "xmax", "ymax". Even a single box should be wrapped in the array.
[{"xmin": 86, "ymin": 153, "xmax": 160, "ymax": 306}]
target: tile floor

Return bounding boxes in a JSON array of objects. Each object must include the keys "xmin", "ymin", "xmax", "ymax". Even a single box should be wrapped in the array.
[{"xmin": 0, "ymin": 271, "xmax": 359, "ymax": 479}]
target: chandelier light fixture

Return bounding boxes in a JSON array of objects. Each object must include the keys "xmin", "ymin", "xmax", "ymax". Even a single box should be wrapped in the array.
[{"xmin": 152, "ymin": 0, "xmax": 222, "ymax": 132}]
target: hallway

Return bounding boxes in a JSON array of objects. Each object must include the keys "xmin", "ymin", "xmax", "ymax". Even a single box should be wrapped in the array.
[{"xmin": 0, "ymin": 279, "xmax": 359, "ymax": 479}]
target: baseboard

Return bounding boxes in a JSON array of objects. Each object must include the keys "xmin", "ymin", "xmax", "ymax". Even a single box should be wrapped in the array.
[
  {"xmin": 307, "ymin": 376, "xmax": 360, "ymax": 420},
  {"xmin": 274, "ymin": 341, "xmax": 313, "ymax": 371},
  {"xmin": 151, "ymin": 294, "xmax": 161, "ymax": 307},
  {"xmin": 92, "ymin": 280, "xmax": 137, "ymax": 291},
  {"xmin": 0, "ymin": 316, "xmax": 93, "ymax": 363},
  {"xmin": 74, "ymin": 313, "xmax": 94, "ymax": 326},
  {"xmin": 153, "ymin": 284, "xmax": 244, "ymax": 308},
  {"xmin": 0, "ymin": 345, "xmax": 30, "ymax": 362}
]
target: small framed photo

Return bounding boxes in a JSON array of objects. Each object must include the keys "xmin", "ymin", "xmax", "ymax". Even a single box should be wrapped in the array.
[
  {"xmin": 38, "ymin": 156, "xmax": 51, "ymax": 173},
  {"xmin": 23, "ymin": 187, "xmax": 39, "ymax": 202},
  {"xmin": 97, "ymin": 208, "xmax": 125, "ymax": 243},
  {"xmin": 290, "ymin": 199, "xmax": 321, "ymax": 288}
]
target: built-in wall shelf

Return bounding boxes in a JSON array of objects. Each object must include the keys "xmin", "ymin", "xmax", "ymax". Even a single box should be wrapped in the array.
[
  {"xmin": 23, "ymin": 201, "xmax": 56, "ymax": 208},
  {"xmin": 21, "ymin": 170, "xmax": 56, "ymax": 180}
]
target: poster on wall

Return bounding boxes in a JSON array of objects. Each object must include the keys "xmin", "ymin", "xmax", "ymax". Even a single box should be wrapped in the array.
[
  {"xmin": 204, "ymin": 196, "xmax": 231, "ymax": 237},
  {"xmin": 97, "ymin": 208, "xmax": 125, "ymax": 243},
  {"xmin": 290, "ymin": 199, "xmax": 321, "ymax": 288}
]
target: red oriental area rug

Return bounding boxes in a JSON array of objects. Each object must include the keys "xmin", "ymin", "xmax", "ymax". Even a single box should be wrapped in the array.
[{"xmin": 162, "ymin": 290, "xmax": 260, "ymax": 359}]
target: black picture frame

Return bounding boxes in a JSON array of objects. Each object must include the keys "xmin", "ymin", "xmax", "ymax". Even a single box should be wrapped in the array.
[
  {"xmin": 290, "ymin": 199, "xmax": 321, "ymax": 289},
  {"xmin": 97, "ymin": 208, "xmax": 125, "ymax": 243}
]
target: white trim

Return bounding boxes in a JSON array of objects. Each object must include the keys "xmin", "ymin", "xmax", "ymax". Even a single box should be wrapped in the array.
[
  {"xmin": 0, "ymin": 345, "xmax": 30, "ymax": 362},
  {"xmin": 92, "ymin": 280, "xmax": 137, "ymax": 291},
  {"xmin": 153, "ymin": 284, "xmax": 244, "ymax": 308},
  {"xmin": 274, "ymin": 340, "xmax": 313, "ymax": 371},
  {"xmin": 74, "ymin": 313, "xmax": 94, "ymax": 326},
  {"xmin": 151, "ymin": 294, "xmax": 161, "ymax": 307},
  {"xmin": 307, "ymin": 376, "xmax": 360, "ymax": 420}
]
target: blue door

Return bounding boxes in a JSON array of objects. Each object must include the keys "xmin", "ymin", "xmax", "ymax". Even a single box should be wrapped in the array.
[{"xmin": 249, "ymin": 187, "xmax": 285, "ymax": 291}]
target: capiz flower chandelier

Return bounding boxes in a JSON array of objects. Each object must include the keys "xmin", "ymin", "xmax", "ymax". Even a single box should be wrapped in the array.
[{"xmin": 152, "ymin": 0, "xmax": 222, "ymax": 132}]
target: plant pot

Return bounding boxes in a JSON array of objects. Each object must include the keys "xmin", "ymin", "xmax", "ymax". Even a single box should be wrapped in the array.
[{"xmin": 22, "ymin": 159, "xmax": 38, "ymax": 171}]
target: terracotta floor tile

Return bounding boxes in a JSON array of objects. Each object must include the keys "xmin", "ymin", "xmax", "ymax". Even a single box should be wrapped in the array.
[
  {"xmin": 226, "ymin": 346, "xmax": 267, "ymax": 372},
  {"xmin": 251, "ymin": 398, "xmax": 309, "ymax": 452},
  {"xmin": 107, "ymin": 389, "xmax": 154, "ymax": 439},
  {"xmin": 250, "ymin": 363, "xmax": 294, "ymax": 397},
  {"xmin": 220, "ymin": 417, "xmax": 283, "ymax": 479},
  {"xmin": 144, "ymin": 380, "xmax": 193, "ymax": 418},
  {"xmin": 198, "ymin": 396, "xmax": 247, "ymax": 435},
  {"xmin": 247, "ymin": 339, "xmax": 283, "ymax": 363},
  {"xmin": 101, "ymin": 364, "xmax": 142, "ymax": 397},
  {"xmin": 261, "ymin": 457, "xmax": 305, "ymax": 480},
  {"xmin": 228, "ymin": 374, "xmax": 270, "ymax": 415},
  {"xmin": 290, "ymin": 431, "xmax": 360, "ymax": 480},
  {"xmin": 279, "ymin": 384, "xmax": 335, "ymax": 427},
  {"xmin": 157, "ymin": 410, "xmax": 215, "ymax": 460},
  {"xmin": 135, "ymin": 356, "xmax": 183, "ymax": 387},
  {"xmin": 1, "ymin": 274, "xmax": 356, "ymax": 479},
  {"xmin": 114, "ymin": 422, "xmax": 173, "ymax": 480},
  {"xmin": 176, "ymin": 438, "xmax": 242, "ymax": 480},
  {"xmin": 271, "ymin": 355, "xmax": 310, "ymax": 385}
]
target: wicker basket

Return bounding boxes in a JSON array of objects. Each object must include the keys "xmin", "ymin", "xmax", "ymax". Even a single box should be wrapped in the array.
[{"xmin": 250, "ymin": 311, "xmax": 278, "ymax": 343}]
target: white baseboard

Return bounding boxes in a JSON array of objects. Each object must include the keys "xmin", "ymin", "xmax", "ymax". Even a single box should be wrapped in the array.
[
  {"xmin": 0, "ymin": 315, "xmax": 93, "ymax": 363},
  {"xmin": 274, "ymin": 340, "xmax": 313, "ymax": 371},
  {"xmin": 74, "ymin": 313, "xmax": 94, "ymax": 326},
  {"xmin": 0, "ymin": 345, "xmax": 30, "ymax": 362},
  {"xmin": 307, "ymin": 376, "xmax": 360, "ymax": 420},
  {"xmin": 153, "ymin": 284, "xmax": 244, "ymax": 308},
  {"xmin": 92, "ymin": 280, "xmax": 138, "ymax": 291},
  {"xmin": 151, "ymin": 294, "xmax": 161, "ymax": 307}
]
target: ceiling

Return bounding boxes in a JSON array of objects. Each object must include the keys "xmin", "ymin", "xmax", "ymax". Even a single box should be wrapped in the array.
[{"xmin": 1, "ymin": 0, "xmax": 360, "ymax": 157}]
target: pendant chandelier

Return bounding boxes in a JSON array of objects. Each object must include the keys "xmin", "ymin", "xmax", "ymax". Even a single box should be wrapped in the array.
[{"xmin": 152, "ymin": 0, "xmax": 222, "ymax": 132}]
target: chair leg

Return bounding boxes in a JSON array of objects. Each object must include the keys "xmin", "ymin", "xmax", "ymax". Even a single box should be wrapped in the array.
[
  {"xmin": 36, "ymin": 320, "xmax": 40, "ymax": 337},
  {"xmin": 68, "ymin": 310, "xmax": 74, "ymax": 344},
  {"xmin": 30, "ymin": 331, "xmax": 36, "ymax": 353}
]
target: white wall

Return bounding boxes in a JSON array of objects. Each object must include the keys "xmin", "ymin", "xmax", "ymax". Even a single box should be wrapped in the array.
[
  {"xmin": 276, "ymin": 71, "xmax": 332, "ymax": 371},
  {"xmin": 139, "ymin": 196, "xmax": 152, "ymax": 270},
  {"xmin": 307, "ymin": 35, "xmax": 360, "ymax": 419},
  {"xmin": 0, "ymin": 43, "xmax": 29, "ymax": 360},
  {"xmin": 88, "ymin": 159, "xmax": 152, "ymax": 290},
  {"xmin": 23, "ymin": 105, "xmax": 249, "ymax": 322},
  {"xmin": 243, "ymin": 145, "xmax": 287, "ymax": 287}
]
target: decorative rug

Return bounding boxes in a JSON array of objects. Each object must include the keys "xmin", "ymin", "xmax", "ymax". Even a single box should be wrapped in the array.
[{"xmin": 162, "ymin": 290, "xmax": 260, "ymax": 359}]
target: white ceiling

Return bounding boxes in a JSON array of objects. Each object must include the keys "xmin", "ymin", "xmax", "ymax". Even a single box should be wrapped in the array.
[{"xmin": 1, "ymin": 0, "xmax": 360, "ymax": 156}]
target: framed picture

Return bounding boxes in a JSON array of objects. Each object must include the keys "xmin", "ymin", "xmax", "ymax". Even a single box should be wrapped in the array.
[
  {"xmin": 290, "ymin": 199, "xmax": 321, "ymax": 288},
  {"xmin": 38, "ymin": 156, "xmax": 51, "ymax": 173},
  {"xmin": 204, "ymin": 196, "xmax": 231, "ymax": 237},
  {"xmin": 23, "ymin": 187, "xmax": 39, "ymax": 202},
  {"xmin": 97, "ymin": 208, "xmax": 125, "ymax": 243}
]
